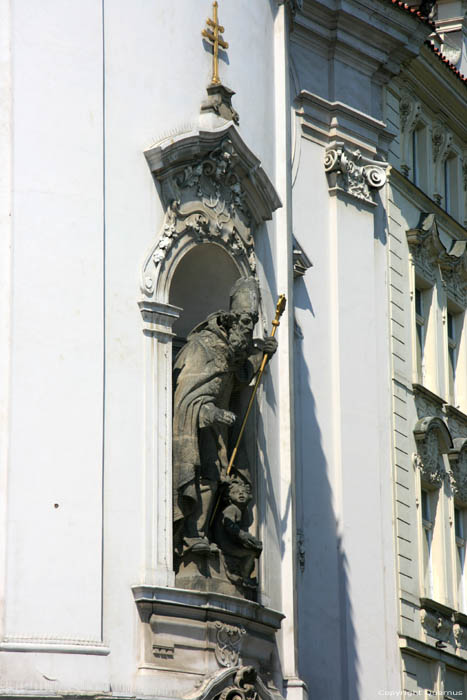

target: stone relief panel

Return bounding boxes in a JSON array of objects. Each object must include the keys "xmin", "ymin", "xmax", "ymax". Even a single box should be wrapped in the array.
[
  {"xmin": 413, "ymin": 416, "xmax": 453, "ymax": 486},
  {"xmin": 324, "ymin": 142, "xmax": 387, "ymax": 204},
  {"xmin": 210, "ymin": 621, "xmax": 246, "ymax": 668},
  {"xmin": 420, "ymin": 608, "xmax": 451, "ymax": 642}
]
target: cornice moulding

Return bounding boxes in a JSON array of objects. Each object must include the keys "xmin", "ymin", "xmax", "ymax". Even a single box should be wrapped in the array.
[
  {"xmin": 297, "ymin": 90, "xmax": 393, "ymax": 154},
  {"xmin": 298, "ymin": 0, "xmax": 432, "ymax": 71},
  {"xmin": 389, "ymin": 168, "xmax": 467, "ymax": 239},
  {"xmin": 144, "ymin": 125, "xmax": 281, "ymax": 225}
]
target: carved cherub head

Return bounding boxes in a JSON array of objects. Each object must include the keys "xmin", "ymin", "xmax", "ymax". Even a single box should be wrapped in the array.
[{"xmin": 227, "ymin": 476, "xmax": 252, "ymax": 510}]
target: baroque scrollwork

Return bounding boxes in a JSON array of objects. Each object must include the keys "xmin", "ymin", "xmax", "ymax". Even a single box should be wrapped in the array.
[
  {"xmin": 218, "ymin": 666, "xmax": 259, "ymax": 700},
  {"xmin": 413, "ymin": 416, "xmax": 452, "ymax": 486},
  {"xmin": 406, "ymin": 213, "xmax": 467, "ymax": 306},
  {"xmin": 324, "ymin": 142, "xmax": 387, "ymax": 204},
  {"xmin": 449, "ymin": 439, "xmax": 467, "ymax": 505},
  {"xmin": 141, "ymin": 126, "xmax": 280, "ymax": 300},
  {"xmin": 142, "ymin": 138, "xmax": 257, "ymax": 295},
  {"xmin": 213, "ymin": 622, "xmax": 246, "ymax": 668}
]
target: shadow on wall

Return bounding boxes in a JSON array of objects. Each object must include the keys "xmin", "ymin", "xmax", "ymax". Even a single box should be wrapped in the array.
[{"xmin": 293, "ymin": 278, "xmax": 360, "ymax": 700}]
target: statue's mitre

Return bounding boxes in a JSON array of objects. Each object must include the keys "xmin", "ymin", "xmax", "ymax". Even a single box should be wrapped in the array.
[{"xmin": 229, "ymin": 277, "xmax": 259, "ymax": 315}]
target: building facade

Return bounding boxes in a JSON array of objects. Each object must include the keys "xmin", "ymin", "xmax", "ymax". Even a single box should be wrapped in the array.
[{"xmin": 0, "ymin": 1, "xmax": 465, "ymax": 699}]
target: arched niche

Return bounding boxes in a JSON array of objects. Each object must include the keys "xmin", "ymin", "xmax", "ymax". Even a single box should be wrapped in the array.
[
  {"xmin": 169, "ymin": 242, "xmax": 241, "ymax": 342},
  {"xmin": 137, "ymin": 123, "xmax": 281, "ymax": 590}
]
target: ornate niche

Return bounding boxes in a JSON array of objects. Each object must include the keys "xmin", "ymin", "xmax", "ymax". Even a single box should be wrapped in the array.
[
  {"xmin": 413, "ymin": 416, "xmax": 453, "ymax": 486},
  {"xmin": 449, "ymin": 438, "xmax": 467, "ymax": 505},
  {"xmin": 136, "ymin": 122, "xmax": 281, "ymax": 598},
  {"xmin": 134, "ymin": 122, "xmax": 284, "ymax": 694}
]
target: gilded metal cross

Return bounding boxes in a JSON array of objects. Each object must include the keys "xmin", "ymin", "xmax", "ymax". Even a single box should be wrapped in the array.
[{"xmin": 202, "ymin": 1, "xmax": 229, "ymax": 85}]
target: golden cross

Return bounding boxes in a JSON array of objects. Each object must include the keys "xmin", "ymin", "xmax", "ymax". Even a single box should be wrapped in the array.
[{"xmin": 202, "ymin": 1, "xmax": 229, "ymax": 85}]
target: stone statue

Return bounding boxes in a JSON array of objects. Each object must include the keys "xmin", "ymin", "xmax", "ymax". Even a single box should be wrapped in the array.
[
  {"xmin": 213, "ymin": 475, "xmax": 263, "ymax": 589},
  {"xmin": 172, "ymin": 277, "xmax": 276, "ymax": 592}
]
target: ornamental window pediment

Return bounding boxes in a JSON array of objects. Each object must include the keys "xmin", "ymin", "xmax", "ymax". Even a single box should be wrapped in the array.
[
  {"xmin": 449, "ymin": 438, "xmax": 467, "ymax": 505},
  {"xmin": 406, "ymin": 213, "xmax": 467, "ymax": 304},
  {"xmin": 413, "ymin": 416, "xmax": 453, "ymax": 486}
]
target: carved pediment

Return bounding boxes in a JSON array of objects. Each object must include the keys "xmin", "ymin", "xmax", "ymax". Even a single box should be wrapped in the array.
[
  {"xmin": 449, "ymin": 438, "xmax": 467, "ymax": 505},
  {"xmin": 141, "ymin": 125, "xmax": 281, "ymax": 299},
  {"xmin": 406, "ymin": 213, "xmax": 467, "ymax": 303},
  {"xmin": 413, "ymin": 416, "xmax": 453, "ymax": 486}
]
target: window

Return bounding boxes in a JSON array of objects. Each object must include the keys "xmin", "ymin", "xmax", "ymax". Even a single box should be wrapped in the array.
[
  {"xmin": 446, "ymin": 307, "xmax": 463, "ymax": 406},
  {"xmin": 454, "ymin": 506, "xmax": 467, "ymax": 612},
  {"xmin": 444, "ymin": 156, "xmax": 459, "ymax": 219},
  {"xmin": 421, "ymin": 489, "xmax": 435, "ymax": 598},
  {"xmin": 415, "ymin": 287, "xmax": 427, "ymax": 381},
  {"xmin": 411, "ymin": 126, "xmax": 427, "ymax": 191}
]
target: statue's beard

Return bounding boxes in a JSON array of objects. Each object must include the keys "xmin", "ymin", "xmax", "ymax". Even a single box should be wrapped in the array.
[{"xmin": 229, "ymin": 326, "xmax": 251, "ymax": 355}]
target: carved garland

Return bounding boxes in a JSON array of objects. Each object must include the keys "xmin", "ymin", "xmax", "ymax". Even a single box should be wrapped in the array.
[{"xmin": 324, "ymin": 142, "xmax": 387, "ymax": 204}]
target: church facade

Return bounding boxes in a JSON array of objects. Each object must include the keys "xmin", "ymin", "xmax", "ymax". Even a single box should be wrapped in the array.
[{"xmin": 0, "ymin": 1, "xmax": 466, "ymax": 699}]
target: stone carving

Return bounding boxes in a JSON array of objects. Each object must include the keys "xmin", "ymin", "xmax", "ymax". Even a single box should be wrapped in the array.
[
  {"xmin": 449, "ymin": 439, "xmax": 467, "ymax": 505},
  {"xmin": 413, "ymin": 416, "xmax": 453, "ymax": 486},
  {"xmin": 399, "ymin": 89, "xmax": 421, "ymax": 133},
  {"xmin": 218, "ymin": 666, "xmax": 259, "ymax": 700},
  {"xmin": 201, "ymin": 83, "xmax": 240, "ymax": 125},
  {"xmin": 420, "ymin": 608, "xmax": 451, "ymax": 641},
  {"xmin": 406, "ymin": 213, "xmax": 467, "ymax": 306},
  {"xmin": 213, "ymin": 476, "xmax": 263, "ymax": 589},
  {"xmin": 453, "ymin": 623, "xmax": 467, "ymax": 649},
  {"xmin": 399, "ymin": 88, "xmax": 421, "ymax": 177},
  {"xmin": 173, "ymin": 277, "xmax": 276, "ymax": 597},
  {"xmin": 144, "ymin": 138, "xmax": 255, "ymax": 291},
  {"xmin": 141, "ymin": 126, "xmax": 281, "ymax": 300},
  {"xmin": 292, "ymin": 236, "xmax": 312, "ymax": 279},
  {"xmin": 432, "ymin": 123, "xmax": 453, "ymax": 163},
  {"xmin": 213, "ymin": 621, "xmax": 246, "ymax": 668},
  {"xmin": 186, "ymin": 664, "xmax": 283, "ymax": 700},
  {"xmin": 432, "ymin": 123, "xmax": 454, "ymax": 205},
  {"xmin": 324, "ymin": 142, "xmax": 387, "ymax": 204}
]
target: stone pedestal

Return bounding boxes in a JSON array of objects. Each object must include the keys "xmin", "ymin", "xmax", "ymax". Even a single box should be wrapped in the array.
[{"xmin": 132, "ymin": 586, "xmax": 284, "ymax": 699}]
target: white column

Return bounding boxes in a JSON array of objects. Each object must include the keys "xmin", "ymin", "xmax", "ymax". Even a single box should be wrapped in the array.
[
  {"xmin": 139, "ymin": 300, "xmax": 180, "ymax": 587},
  {"xmin": 0, "ymin": 0, "xmax": 11, "ymax": 639},
  {"xmin": 274, "ymin": 4, "xmax": 307, "ymax": 699}
]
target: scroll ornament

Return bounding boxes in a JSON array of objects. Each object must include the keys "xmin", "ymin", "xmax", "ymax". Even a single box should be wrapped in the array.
[
  {"xmin": 324, "ymin": 143, "xmax": 387, "ymax": 204},
  {"xmin": 142, "ymin": 138, "xmax": 257, "ymax": 296},
  {"xmin": 214, "ymin": 621, "xmax": 246, "ymax": 668}
]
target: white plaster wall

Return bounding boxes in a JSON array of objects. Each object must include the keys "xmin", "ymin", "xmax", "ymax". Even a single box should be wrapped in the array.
[
  {"xmin": 101, "ymin": 0, "xmax": 280, "ymax": 692},
  {"xmin": 293, "ymin": 134, "xmax": 400, "ymax": 698},
  {"xmin": 5, "ymin": 0, "xmax": 104, "ymax": 645}
]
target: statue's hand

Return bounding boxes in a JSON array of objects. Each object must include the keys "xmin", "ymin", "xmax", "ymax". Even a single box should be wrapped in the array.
[
  {"xmin": 240, "ymin": 531, "xmax": 263, "ymax": 551},
  {"xmin": 262, "ymin": 337, "xmax": 278, "ymax": 356},
  {"xmin": 214, "ymin": 408, "xmax": 237, "ymax": 426},
  {"xmin": 255, "ymin": 337, "xmax": 278, "ymax": 357}
]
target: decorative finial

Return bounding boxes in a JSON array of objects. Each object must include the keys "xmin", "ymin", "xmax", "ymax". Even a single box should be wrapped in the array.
[{"xmin": 202, "ymin": 1, "xmax": 228, "ymax": 85}]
